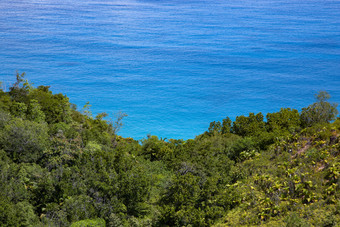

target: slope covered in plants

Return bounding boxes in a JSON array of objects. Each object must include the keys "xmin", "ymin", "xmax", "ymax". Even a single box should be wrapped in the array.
[{"xmin": 0, "ymin": 74, "xmax": 339, "ymax": 226}]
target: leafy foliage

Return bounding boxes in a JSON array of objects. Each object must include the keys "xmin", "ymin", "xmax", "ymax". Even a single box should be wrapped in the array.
[
  {"xmin": 0, "ymin": 74, "xmax": 339, "ymax": 226},
  {"xmin": 301, "ymin": 91, "xmax": 338, "ymax": 127}
]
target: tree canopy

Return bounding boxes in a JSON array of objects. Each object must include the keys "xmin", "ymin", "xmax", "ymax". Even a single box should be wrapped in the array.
[{"xmin": 0, "ymin": 74, "xmax": 339, "ymax": 226}]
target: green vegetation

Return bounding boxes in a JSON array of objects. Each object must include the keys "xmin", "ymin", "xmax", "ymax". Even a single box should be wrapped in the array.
[{"xmin": 0, "ymin": 73, "xmax": 339, "ymax": 226}]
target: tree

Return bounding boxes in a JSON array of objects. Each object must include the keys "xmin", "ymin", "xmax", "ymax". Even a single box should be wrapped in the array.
[
  {"xmin": 27, "ymin": 99, "xmax": 46, "ymax": 123},
  {"xmin": 0, "ymin": 118, "xmax": 49, "ymax": 162},
  {"xmin": 158, "ymin": 173, "xmax": 202, "ymax": 226},
  {"xmin": 205, "ymin": 117, "xmax": 232, "ymax": 136},
  {"xmin": 112, "ymin": 111, "xmax": 127, "ymax": 135},
  {"xmin": 232, "ymin": 113, "xmax": 266, "ymax": 137},
  {"xmin": 222, "ymin": 117, "xmax": 232, "ymax": 134},
  {"xmin": 141, "ymin": 135, "xmax": 172, "ymax": 161},
  {"xmin": 9, "ymin": 101, "xmax": 27, "ymax": 119},
  {"xmin": 207, "ymin": 121, "xmax": 222, "ymax": 135},
  {"xmin": 8, "ymin": 72, "xmax": 31, "ymax": 103},
  {"xmin": 300, "ymin": 91, "xmax": 338, "ymax": 127},
  {"xmin": 110, "ymin": 111, "xmax": 127, "ymax": 147},
  {"xmin": 28, "ymin": 85, "xmax": 72, "ymax": 124},
  {"xmin": 266, "ymin": 108, "xmax": 300, "ymax": 133}
]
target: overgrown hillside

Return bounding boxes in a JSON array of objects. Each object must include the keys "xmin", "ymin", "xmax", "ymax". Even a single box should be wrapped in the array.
[{"xmin": 0, "ymin": 73, "xmax": 339, "ymax": 226}]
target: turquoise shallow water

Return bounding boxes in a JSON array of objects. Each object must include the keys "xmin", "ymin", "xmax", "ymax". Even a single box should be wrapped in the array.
[{"xmin": 1, "ymin": 0, "xmax": 340, "ymax": 139}]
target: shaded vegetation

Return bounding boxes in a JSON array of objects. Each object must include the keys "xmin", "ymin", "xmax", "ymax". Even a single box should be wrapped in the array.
[{"xmin": 0, "ymin": 73, "xmax": 339, "ymax": 226}]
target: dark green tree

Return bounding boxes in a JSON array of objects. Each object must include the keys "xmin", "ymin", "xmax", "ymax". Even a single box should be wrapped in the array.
[
  {"xmin": 8, "ymin": 72, "xmax": 30, "ymax": 103},
  {"xmin": 232, "ymin": 112, "xmax": 266, "ymax": 137},
  {"xmin": 28, "ymin": 85, "xmax": 72, "ymax": 124},
  {"xmin": 0, "ymin": 117, "xmax": 49, "ymax": 163},
  {"xmin": 266, "ymin": 108, "xmax": 300, "ymax": 133},
  {"xmin": 222, "ymin": 117, "xmax": 232, "ymax": 134}
]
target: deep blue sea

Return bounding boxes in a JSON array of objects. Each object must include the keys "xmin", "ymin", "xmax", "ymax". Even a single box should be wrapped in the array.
[{"xmin": 1, "ymin": 0, "xmax": 340, "ymax": 140}]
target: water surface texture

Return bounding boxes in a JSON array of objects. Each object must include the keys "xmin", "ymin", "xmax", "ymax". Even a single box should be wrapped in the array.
[{"xmin": 1, "ymin": 0, "xmax": 340, "ymax": 139}]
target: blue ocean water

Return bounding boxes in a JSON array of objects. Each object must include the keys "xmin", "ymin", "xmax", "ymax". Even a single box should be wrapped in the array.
[{"xmin": 1, "ymin": 0, "xmax": 340, "ymax": 140}]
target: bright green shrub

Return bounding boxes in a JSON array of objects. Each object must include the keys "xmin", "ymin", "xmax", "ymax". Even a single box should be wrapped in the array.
[{"xmin": 70, "ymin": 218, "xmax": 105, "ymax": 227}]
